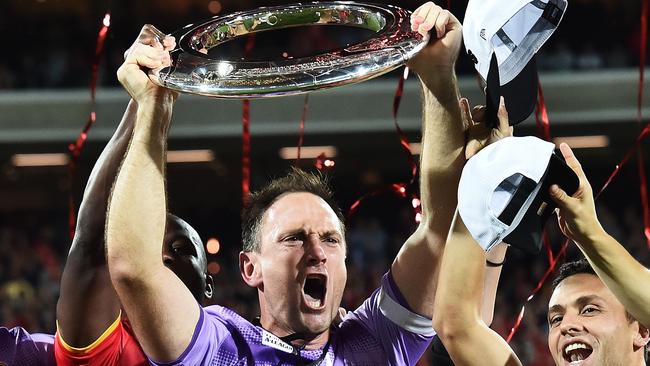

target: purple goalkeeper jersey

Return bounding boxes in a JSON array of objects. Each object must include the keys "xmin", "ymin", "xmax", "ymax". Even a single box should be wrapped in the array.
[
  {"xmin": 153, "ymin": 272, "xmax": 434, "ymax": 366},
  {"xmin": 0, "ymin": 326, "xmax": 55, "ymax": 366}
]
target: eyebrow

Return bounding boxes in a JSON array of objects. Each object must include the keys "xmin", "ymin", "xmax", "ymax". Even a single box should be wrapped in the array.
[
  {"xmin": 320, "ymin": 230, "xmax": 342, "ymax": 238},
  {"xmin": 277, "ymin": 229, "xmax": 343, "ymax": 239},
  {"xmin": 548, "ymin": 295, "xmax": 605, "ymax": 317},
  {"xmin": 575, "ymin": 295, "xmax": 604, "ymax": 308},
  {"xmin": 548, "ymin": 304, "xmax": 564, "ymax": 319}
]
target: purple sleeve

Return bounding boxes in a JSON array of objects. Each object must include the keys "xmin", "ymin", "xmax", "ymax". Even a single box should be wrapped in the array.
[
  {"xmin": 0, "ymin": 327, "xmax": 55, "ymax": 366},
  {"xmin": 149, "ymin": 306, "xmax": 234, "ymax": 366},
  {"xmin": 343, "ymin": 271, "xmax": 435, "ymax": 365}
]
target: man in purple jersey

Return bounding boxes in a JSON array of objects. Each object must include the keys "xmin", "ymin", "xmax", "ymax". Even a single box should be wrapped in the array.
[
  {"xmin": 0, "ymin": 327, "xmax": 55, "ymax": 366},
  {"xmin": 105, "ymin": 2, "xmax": 506, "ymax": 365}
]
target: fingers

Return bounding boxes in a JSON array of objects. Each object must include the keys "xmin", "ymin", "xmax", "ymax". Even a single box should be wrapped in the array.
[
  {"xmin": 411, "ymin": 2, "xmax": 443, "ymax": 37},
  {"xmin": 125, "ymin": 42, "xmax": 170, "ymax": 70},
  {"xmin": 161, "ymin": 36, "xmax": 176, "ymax": 51},
  {"xmin": 496, "ymin": 96, "xmax": 510, "ymax": 133},
  {"xmin": 465, "ymin": 139, "xmax": 483, "ymax": 160},
  {"xmin": 460, "ymin": 99, "xmax": 488, "ymax": 128},
  {"xmin": 559, "ymin": 143, "xmax": 590, "ymax": 190},
  {"xmin": 124, "ymin": 25, "xmax": 175, "ymax": 61},
  {"xmin": 137, "ymin": 24, "xmax": 167, "ymax": 46},
  {"xmin": 471, "ymin": 105, "xmax": 486, "ymax": 124},
  {"xmin": 433, "ymin": 10, "xmax": 451, "ymax": 39},
  {"xmin": 411, "ymin": 2, "xmax": 430, "ymax": 31},
  {"xmin": 460, "ymin": 98, "xmax": 472, "ymax": 129},
  {"xmin": 549, "ymin": 184, "xmax": 572, "ymax": 208}
]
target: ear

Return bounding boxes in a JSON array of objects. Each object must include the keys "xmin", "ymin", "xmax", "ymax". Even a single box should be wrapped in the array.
[
  {"xmin": 633, "ymin": 322, "xmax": 650, "ymax": 349},
  {"xmin": 239, "ymin": 251, "xmax": 262, "ymax": 288},
  {"xmin": 203, "ymin": 274, "xmax": 214, "ymax": 300}
]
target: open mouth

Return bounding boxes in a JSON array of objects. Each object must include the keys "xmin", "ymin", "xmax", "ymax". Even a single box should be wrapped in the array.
[
  {"xmin": 302, "ymin": 274, "xmax": 327, "ymax": 310},
  {"xmin": 563, "ymin": 342, "xmax": 593, "ymax": 364}
]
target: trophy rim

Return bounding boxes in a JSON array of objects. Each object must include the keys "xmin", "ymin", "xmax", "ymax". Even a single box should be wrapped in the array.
[{"xmin": 149, "ymin": 1, "xmax": 428, "ymax": 99}]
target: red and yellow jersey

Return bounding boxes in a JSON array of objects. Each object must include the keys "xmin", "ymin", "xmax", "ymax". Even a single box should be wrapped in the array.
[{"xmin": 54, "ymin": 314, "xmax": 148, "ymax": 366}]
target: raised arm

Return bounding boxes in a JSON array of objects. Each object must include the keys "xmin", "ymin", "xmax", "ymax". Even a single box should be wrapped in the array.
[
  {"xmin": 391, "ymin": 2, "xmax": 513, "ymax": 321},
  {"xmin": 55, "ymin": 98, "xmax": 136, "ymax": 347},
  {"xmin": 432, "ymin": 214, "xmax": 522, "ymax": 366},
  {"xmin": 106, "ymin": 25, "xmax": 199, "ymax": 362},
  {"xmin": 390, "ymin": 1, "xmax": 465, "ymax": 318},
  {"xmin": 550, "ymin": 143, "xmax": 650, "ymax": 328}
]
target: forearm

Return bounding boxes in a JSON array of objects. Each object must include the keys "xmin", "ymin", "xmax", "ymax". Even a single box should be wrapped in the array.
[
  {"xmin": 419, "ymin": 71, "xmax": 465, "ymax": 235},
  {"xmin": 57, "ymin": 99, "xmax": 137, "ymax": 346},
  {"xmin": 481, "ymin": 243, "xmax": 508, "ymax": 326},
  {"xmin": 577, "ymin": 231, "xmax": 650, "ymax": 327},
  {"xmin": 433, "ymin": 217, "xmax": 521, "ymax": 366},
  {"xmin": 106, "ymin": 96, "xmax": 199, "ymax": 362},
  {"xmin": 73, "ymin": 99, "xmax": 138, "ymax": 252},
  {"xmin": 391, "ymin": 71, "xmax": 465, "ymax": 316},
  {"xmin": 107, "ymin": 97, "xmax": 171, "ymax": 284},
  {"xmin": 433, "ymin": 216, "xmax": 485, "ymax": 333}
]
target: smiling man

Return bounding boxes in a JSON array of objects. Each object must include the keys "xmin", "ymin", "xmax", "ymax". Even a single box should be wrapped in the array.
[
  {"xmin": 547, "ymin": 259, "xmax": 649, "ymax": 366},
  {"xmin": 432, "ymin": 140, "xmax": 650, "ymax": 366}
]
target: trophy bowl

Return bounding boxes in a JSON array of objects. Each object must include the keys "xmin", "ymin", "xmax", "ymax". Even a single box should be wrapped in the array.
[{"xmin": 149, "ymin": 2, "xmax": 428, "ymax": 98}]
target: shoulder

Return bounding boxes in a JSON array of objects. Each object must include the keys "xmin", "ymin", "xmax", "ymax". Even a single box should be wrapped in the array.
[
  {"xmin": 197, "ymin": 305, "xmax": 262, "ymax": 348},
  {"xmin": 1, "ymin": 327, "xmax": 55, "ymax": 366},
  {"xmin": 202, "ymin": 305, "xmax": 255, "ymax": 330}
]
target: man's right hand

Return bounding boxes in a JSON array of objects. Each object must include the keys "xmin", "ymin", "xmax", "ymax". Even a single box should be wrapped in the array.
[
  {"xmin": 117, "ymin": 25, "xmax": 176, "ymax": 104},
  {"xmin": 407, "ymin": 2, "xmax": 463, "ymax": 81},
  {"xmin": 549, "ymin": 143, "xmax": 606, "ymax": 245},
  {"xmin": 463, "ymin": 96, "xmax": 513, "ymax": 160}
]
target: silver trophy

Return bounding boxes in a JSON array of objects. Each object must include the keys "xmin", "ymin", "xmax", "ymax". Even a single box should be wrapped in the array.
[{"xmin": 148, "ymin": 2, "xmax": 428, "ymax": 98}]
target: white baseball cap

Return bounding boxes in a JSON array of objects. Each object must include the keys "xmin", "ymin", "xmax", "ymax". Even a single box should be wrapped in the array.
[
  {"xmin": 462, "ymin": 0, "xmax": 567, "ymax": 126},
  {"xmin": 458, "ymin": 136, "xmax": 579, "ymax": 253}
]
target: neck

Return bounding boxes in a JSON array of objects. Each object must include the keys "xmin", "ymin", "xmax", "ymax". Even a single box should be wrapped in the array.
[{"xmin": 259, "ymin": 314, "xmax": 331, "ymax": 350}]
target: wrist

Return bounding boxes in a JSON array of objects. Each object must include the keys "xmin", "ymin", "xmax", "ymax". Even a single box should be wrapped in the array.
[
  {"xmin": 137, "ymin": 90, "xmax": 176, "ymax": 108},
  {"xmin": 419, "ymin": 68, "xmax": 458, "ymax": 100},
  {"xmin": 485, "ymin": 242, "xmax": 508, "ymax": 266},
  {"xmin": 417, "ymin": 66, "xmax": 456, "ymax": 89},
  {"xmin": 580, "ymin": 224, "xmax": 610, "ymax": 247},
  {"xmin": 133, "ymin": 99, "xmax": 173, "ymax": 143}
]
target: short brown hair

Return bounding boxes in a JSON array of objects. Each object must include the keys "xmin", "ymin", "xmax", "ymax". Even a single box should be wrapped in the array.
[{"xmin": 241, "ymin": 168, "xmax": 345, "ymax": 252}]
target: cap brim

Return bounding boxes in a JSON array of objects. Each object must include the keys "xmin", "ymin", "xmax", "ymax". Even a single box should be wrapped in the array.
[
  {"xmin": 486, "ymin": 53, "xmax": 539, "ymax": 128},
  {"xmin": 504, "ymin": 152, "xmax": 580, "ymax": 253}
]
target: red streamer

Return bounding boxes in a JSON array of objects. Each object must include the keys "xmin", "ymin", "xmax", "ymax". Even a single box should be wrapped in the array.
[
  {"xmin": 596, "ymin": 123, "xmax": 650, "ymax": 198},
  {"xmin": 506, "ymin": 240, "xmax": 568, "ymax": 342},
  {"xmin": 393, "ymin": 67, "xmax": 418, "ymax": 185},
  {"xmin": 315, "ymin": 153, "xmax": 336, "ymax": 170},
  {"xmin": 535, "ymin": 80, "xmax": 551, "ymax": 142},
  {"xmin": 637, "ymin": 0, "xmax": 650, "ymax": 247},
  {"xmin": 347, "ymin": 67, "xmax": 419, "ymax": 222},
  {"xmin": 242, "ymin": 100, "xmax": 251, "ymax": 202},
  {"xmin": 534, "ymin": 81, "xmax": 555, "ymax": 266},
  {"xmin": 241, "ymin": 34, "xmax": 256, "ymax": 203},
  {"xmin": 67, "ymin": 12, "xmax": 111, "ymax": 239},
  {"xmin": 295, "ymin": 94, "xmax": 310, "ymax": 166},
  {"xmin": 348, "ymin": 183, "xmax": 407, "ymax": 218}
]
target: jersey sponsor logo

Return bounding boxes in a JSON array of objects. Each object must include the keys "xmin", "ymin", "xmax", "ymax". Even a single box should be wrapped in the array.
[{"xmin": 261, "ymin": 330, "xmax": 295, "ymax": 354}]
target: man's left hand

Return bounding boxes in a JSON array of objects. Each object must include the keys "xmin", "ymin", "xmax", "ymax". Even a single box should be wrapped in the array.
[{"xmin": 464, "ymin": 96, "xmax": 513, "ymax": 160}]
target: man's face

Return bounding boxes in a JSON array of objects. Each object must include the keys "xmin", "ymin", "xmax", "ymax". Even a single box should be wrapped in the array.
[
  {"xmin": 250, "ymin": 192, "xmax": 347, "ymax": 337},
  {"xmin": 547, "ymin": 273, "xmax": 644, "ymax": 366},
  {"xmin": 162, "ymin": 215, "xmax": 209, "ymax": 303}
]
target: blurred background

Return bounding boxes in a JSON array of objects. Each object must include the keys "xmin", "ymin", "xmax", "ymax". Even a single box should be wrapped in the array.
[{"xmin": 1, "ymin": 0, "xmax": 649, "ymax": 364}]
